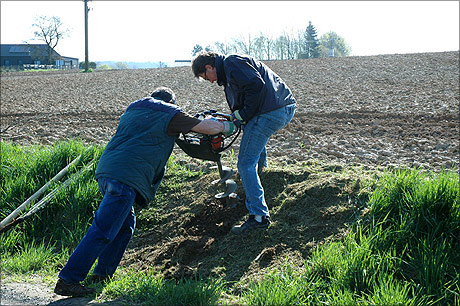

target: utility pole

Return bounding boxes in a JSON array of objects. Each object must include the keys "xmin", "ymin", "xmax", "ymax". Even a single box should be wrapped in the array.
[{"xmin": 84, "ymin": 0, "xmax": 89, "ymax": 71}]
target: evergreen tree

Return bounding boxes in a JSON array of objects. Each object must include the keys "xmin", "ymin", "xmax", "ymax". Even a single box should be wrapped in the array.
[{"xmin": 300, "ymin": 21, "xmax": 320, "ymax": 59}]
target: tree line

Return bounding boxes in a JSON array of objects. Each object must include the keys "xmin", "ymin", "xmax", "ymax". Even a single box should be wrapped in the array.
[{"xmin": 192, "ymin": 21, "xmax": 351, "ymax": 60}]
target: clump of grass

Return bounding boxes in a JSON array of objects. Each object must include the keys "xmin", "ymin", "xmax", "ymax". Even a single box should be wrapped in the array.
[
  {"xmin": 241, "ymin": 264, "xmax": 322, "ymax": 305},
  {"xmin": 102, "ymin": 270, "xmax": 224, "ymax": 306},
  {"xmin": 1, "ymin": 240, "xmax": 67, "ymax": 275},
  {"xmin": 0, "ymin": 140, "xmax": 104, "ymax": 252},
  {"xmin": 368, "ymin": 169, "xmax": 459, "ymax": 251},
  {"xmin": 368, "ymin": 169, "xmax": 459, "ymax": 304},
  {"xmin": 299, "ymin": 168, "xmax": 459, "ymax": 305},
  {"xmin": 1, "ymin": 140, "xmax": 98, "ymax": 214}
]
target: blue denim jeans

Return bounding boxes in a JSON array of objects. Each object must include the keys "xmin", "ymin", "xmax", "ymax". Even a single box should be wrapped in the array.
[
  {"xmin": 238, "ymin": 104, "xmax": 295, "ymax": 217},
  {"xmin": 58, "ymin": 177, "xmax": 137, "ymax": 283}
]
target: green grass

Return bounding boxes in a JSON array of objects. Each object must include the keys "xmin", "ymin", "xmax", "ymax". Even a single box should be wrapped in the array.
[
  {"xmin": 295, "ymin": 168, "xmax": 459, "ymax": 305},
  {"xmin": 1, "ymin": 240, "xmax": 67, "ymax": 275},
  {"xmin": 1, "ymin": 140, "xmax": 103, "ymax": 254},
  {"xmin": 100, "ymin": 270, "xmax": 224, "ymax": 305},
  {"xmin": 241, "ymin": 263, "xmax": 320, "ymax": 305},
  {"xmin": 1, "ymin": 141, "xmax": 458, "ymax": 305},
  {"xmin": 367, "ymin": 169, "xmax": 460, "ymax": 304}
]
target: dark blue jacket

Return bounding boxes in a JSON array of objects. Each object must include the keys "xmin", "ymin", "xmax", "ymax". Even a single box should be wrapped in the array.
[
  {"xmin": 215, "ymin": 54, "xmax": 295, "ymax": 122},
  {"xmin": 96, "ymin": 97, "xmax": 181, "ymax": 206}
]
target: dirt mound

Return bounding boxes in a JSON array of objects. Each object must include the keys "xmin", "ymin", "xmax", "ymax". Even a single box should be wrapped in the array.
[
  {"xmin": 122, "ymin": 192, "xmax": 248, "ymax": 279},
  {"xmin": 113, "ymin": 161, "xmax": 367, "ymax": 285}
]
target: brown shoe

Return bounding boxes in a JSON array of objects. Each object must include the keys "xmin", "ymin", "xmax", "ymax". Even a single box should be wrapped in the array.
[{"xmin": 54, "ymin": 278, "xmax": 95, "ymax": 297}]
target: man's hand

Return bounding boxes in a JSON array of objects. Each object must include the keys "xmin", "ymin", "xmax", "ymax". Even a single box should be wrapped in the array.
[
  {"xmin": 206, "ymin": 116, "xmax": 236, "ymax": 136},
  {"xmin": 230, "ymin": 110, "xmax": 245, "ymax": 128},
  {"xmin": 222, "ymin": 121, "xmax": 235, "ymax": 136}
]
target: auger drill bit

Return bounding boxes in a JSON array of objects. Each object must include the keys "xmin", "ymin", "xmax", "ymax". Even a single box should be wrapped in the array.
[
  {"xmin": 211, "ymin": 159, "xmax": 233, "ymax": 185},
  {"xmin": 213, "ymin": 158, "xmax": 237, "ymax": 201}
]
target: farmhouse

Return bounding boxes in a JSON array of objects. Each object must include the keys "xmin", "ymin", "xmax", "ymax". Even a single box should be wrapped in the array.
[{"xmin": 0, "ymin": 44, "xmax": 79, "ymax": 69}]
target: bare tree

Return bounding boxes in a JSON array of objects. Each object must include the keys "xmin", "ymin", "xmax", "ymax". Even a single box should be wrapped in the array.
[
  {"xmin": 253, "ymin": 33, "xmax": 275, "ymax": 60},
  {"xmin": 31, "ymin": 15, "xmax": 69, "ymax": 64},
  {"xmin": 254, "ymin": 34, "xmax": 267, "ymax": 59},
  {"xmin": 191, "ymin": 44, "xmax": 203, "ymax": 56},
  {"xmin": 209, "ymin": 23, "xmax": 351, "ymax": 61},
  {"xmin": 282, "ymin": 29, "xmax": 299, "ymax": 59},
  {"xmin": 263, "ymin": 34, "xmax": 275, "ymax": 60},
  {"xmin": 232, "ymin": 33, "xmax": 255, "ymax": 56},
  {"xmin": 214, "ymin": 41, "xmax": 234, "ymax": 55},
  {"xmin": 274, "ymin": 35, "xmax": 287, "ymax": 60}
]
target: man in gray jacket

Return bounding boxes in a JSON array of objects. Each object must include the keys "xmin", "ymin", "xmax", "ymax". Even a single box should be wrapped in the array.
[
  {"xmin": 54, "ymin": 87, "xmax": 235, "ymax": 297},
  {"xmin": 192, "ymin": 52, "xmax": 296, "ymax": 235}
]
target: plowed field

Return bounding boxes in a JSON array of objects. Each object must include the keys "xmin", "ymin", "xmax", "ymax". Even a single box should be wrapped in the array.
[{"xmin": 1, "ymin": 51, "xmax": 459, "ymax": 170}]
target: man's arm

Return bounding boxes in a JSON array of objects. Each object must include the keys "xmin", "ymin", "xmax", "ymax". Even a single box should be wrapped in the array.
[
  {"xmin": 191, "ymin": 119, "xmax": 225, "ymax": 135},
  {"xmin": 168, "ymin": 112, "xmax": 231, "ymax": 136},
  {"xmin": 226, "ymin": 57, "xmax": 265, "ymax": 122}
]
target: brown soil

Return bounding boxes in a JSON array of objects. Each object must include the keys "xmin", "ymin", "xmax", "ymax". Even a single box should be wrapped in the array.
[
  {"xmin": 119, "ymin": 162, "xmax": 371, "ymax": 288},
  {"xmin": 123, "ymin": 194, "xmax": 249, "ymax": 280}
]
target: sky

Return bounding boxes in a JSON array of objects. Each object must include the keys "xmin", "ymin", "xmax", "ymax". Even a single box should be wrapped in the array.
[{"xmin": 1, "ymin": 1, "xmax": 459, "ymax": 64}]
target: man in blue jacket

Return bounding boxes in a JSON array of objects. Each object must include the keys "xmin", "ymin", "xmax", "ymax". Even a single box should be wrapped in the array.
[
  {"xmin": 192, "ymin": 52, "xmax": 296, "ymax": 235},
  {"xmin": 54, "ymin": 87, "xmax": 235, "ymax": 297}
]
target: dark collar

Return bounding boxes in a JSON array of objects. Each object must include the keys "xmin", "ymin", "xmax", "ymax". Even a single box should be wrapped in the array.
[{"xmin": 215, "ymin": 55, "xmax": 226, "ymax": 86}]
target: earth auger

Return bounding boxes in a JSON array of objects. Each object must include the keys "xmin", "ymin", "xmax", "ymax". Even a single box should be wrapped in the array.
[{"xmin": 175, "ymin": 110, "xmax": 241, "ymax": 207}]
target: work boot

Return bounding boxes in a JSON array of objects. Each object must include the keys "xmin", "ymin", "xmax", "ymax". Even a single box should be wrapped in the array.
[
  {"xmin": 89, "ymin": 274, "xmax": 112, "ymax": 283},
  {"xmin": 231, "ymin": 215, "xmax": 270, "ymax": 235},
  {"xmin": 54, "ymin": 278, "xmax": 95, "ymax": 297}
]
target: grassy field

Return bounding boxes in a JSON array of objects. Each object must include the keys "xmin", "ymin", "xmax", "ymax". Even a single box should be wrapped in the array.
[{"xmin": 1, "ymin": 140, "xmax": 458, "ymax": 305}]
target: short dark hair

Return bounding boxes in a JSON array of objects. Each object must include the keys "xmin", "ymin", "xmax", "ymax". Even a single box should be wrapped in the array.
[
  {"xmin": 191, "ymin": 51, "xmax": 218, "ymax": 78},
  {"xmin": 151, "ymin": 87, "xmax": 176, "ymax": 104}
]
